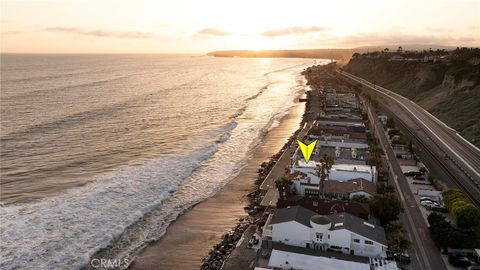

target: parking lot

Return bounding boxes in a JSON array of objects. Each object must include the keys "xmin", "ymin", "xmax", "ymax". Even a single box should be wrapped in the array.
[{"xmin": 399, "ymin": 165, "xmax": 480, "ymax": 270}]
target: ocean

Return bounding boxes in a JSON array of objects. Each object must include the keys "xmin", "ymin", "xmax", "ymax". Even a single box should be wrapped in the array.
[{"xmin": 0, "ymin": 54, "xmax": 317, "ymax": 269}]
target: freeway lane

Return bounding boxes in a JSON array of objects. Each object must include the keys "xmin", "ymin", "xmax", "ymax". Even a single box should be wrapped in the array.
[
  {"xmin": 406, "ymin": 101, "xmax": 480, "ymax": 175},
  {"xmin": 338, "ymin": 70, "xmax": 480, "ymax": 204},
  {"xmin": 370, "ymin": 79, "xmax": 480, "ymax": 171}
]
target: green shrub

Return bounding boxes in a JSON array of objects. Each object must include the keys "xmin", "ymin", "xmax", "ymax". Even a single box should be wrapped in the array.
[
  {"xmin": 442, "ymin": 189, "xmax": 480, "ymax": 229},
  {"xmin": 456, "ymin": 205, "xmax": 480, "ymax": 229}
]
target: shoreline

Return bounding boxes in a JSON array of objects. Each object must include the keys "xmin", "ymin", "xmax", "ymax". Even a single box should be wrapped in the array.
[{"xmin": 130, "ymin": 82, "xmax": 308, "ymax": 269}]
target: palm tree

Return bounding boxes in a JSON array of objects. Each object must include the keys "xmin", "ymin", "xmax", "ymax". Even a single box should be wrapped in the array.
[
  {"xmin": 275, "ymin": 177, "xmax": 292, "ymax": 200},
  {"xmin": 316, "ymin": 154, "xmax": 334, "ymax": 198},
  {"xmin": 386, "ymin": 220, "xmax": 404, "ymax": 236},
  {"xmin": 369, "ymin": 145, "xmax": 384, "ymax": 166}
]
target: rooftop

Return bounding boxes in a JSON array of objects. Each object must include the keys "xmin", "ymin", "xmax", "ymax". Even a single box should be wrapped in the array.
[
  {"xmin": 271, "ymin": 206, "xmax": 387, "ymax": 246},
  {"xmin": 329, "ymin": 212, "xmax": 387, "ymax": 246},
  {"xmin": 331, "ymin": 164, "xmax": 373, "ymax": 174},
  {"xmin": 285, "ymin": 171, "xmax": 307, "ymax": 181},
  {"xmin": 323, "ymin": 178, "xmax": 376, "ymax": 196},
  {"xmin": 276, "ymin": 197, "xmax": 370, "ymax": 220},
  {"xmin": 311, "ymin": 215, "xmax": 331, "ymax": 225},
  {"xmin": 316, "ymin": 139, "xmax": 369, "ymax": 149},
  {"xmin": 271, "ymin": 205, "xmax": 317, "ymax": 227},
  {"xmin": 269, "ymin": 242, "xmax": 370, "ymax": 270}
]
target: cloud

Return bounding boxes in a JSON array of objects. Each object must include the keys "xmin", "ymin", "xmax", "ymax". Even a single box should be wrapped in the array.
[
  {"xmin": 262, "ymin": 26, "xmax": 328, "ymax": 37},
  {"xmin": 425, "ymin": 27, "xmax": 453, "ymax": 33},
  {"xmin": 2, "ymin": 31, "xmax": 22, "ymax": 35},
  {"xmin": 301, "ymin": 32, "xmax": 480, "ymax": 48},
  {"xmin": 43, "ymin": 27, "xmax": 157, "ymax": 39},
  {"xmin": 340, "ymin": 32, "xmax": 478, "ymax": 46},
  {"xmin": 196, "ymin": 28, "xmax": 232, "ymax": 37}
]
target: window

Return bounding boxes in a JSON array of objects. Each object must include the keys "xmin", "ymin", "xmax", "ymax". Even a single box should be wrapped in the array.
[
  {"xmin": 353, "ymin": 239, "xmax": 360, "ymax": 243},
  {"xmin": 365, "ymin": 240, "xmax": 373, "ymax": 245},
  {"xmin": 328, "ymin": 234, "xmax": 330, "ymax": 239},
  {"xmin": 316, "ymin": 233, "xmax": 323, "ymax": 240}
]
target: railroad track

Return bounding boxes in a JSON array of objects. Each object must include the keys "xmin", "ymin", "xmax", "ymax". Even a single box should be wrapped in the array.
[
  {"xmin": 385, "ymin": 106, "xmax": 480, "ymax": 207},
  {"xmin": 337, "ymin": 70, "xmax": 480, "ymax": 207}
]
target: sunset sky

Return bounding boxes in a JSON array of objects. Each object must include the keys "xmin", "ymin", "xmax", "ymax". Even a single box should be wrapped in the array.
[{"xmin": 1, "ymin": 0, "xmax": 479, "ymax": 53}]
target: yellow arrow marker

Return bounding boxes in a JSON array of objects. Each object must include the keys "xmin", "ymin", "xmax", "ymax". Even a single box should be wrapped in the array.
[{"xmin": 297, "ymin": 140, "xmax": 317, "ymax": 163}]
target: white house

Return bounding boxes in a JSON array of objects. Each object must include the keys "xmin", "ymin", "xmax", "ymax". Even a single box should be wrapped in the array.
[
  {"xmin": 268, "ymin": 246, "xmax": 370, "ymax": 270},
  {"xmin": 269, "ymin": 206, "xmax": 387, "ymax": 258},
  {"xmin": 329, "ymin": 164, "xmax": 377, "ymax": 183},
  {"xmin": 292, "ymin": 176, "xmax": 376, "ymax": 199},
  {"xmin": 322, "ymin": 178, "xmax": 376, "ymax": 199},
  {"xmin": 290, "ymin": 160, "xmax": 377, "ymax": 184},
  {"xmin": 264, "ymin": 243, "xmax": 398, "ymax": 270},
  {"xmin": 316, "ymin": 139, "xmax": 369, "ymax": 150}
]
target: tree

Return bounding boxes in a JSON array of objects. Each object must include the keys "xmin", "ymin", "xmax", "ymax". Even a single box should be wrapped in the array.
[
  {"xmin": 456, "ymin": 205, "xmax": 480, "ymax": 229},
  {"xmin": 378, "ymin": 182, "xmax": 395, "ymax": 194},
  {"xmin": 427, "ymin": 212, "xmax": 480, "ymax": 251},
  {"xmin": 369, "ymin": 194, "xmax": 402, "ymax": 226},
  {"xmin": 369, "ymin": 145, "xmax": 384, "ymax": 166},
  {"xmin": 443, "ymin": 189, "xmax": 470, "ymax": 208},
  {"xmin": 351, "ymin": 195, "xmax": 369, "ymax": 203},
  {"xmin": 317, "ymin": 154, "xmax": 334, "ymax": 197},
  {"xmin": 386, "ymin": 118, "xmax": 395, "ymax": 129},
  {"xmin": 442, "ymin": 189, "xmax": 480, "ymax": 228},
  {"xmin": 386, "ymin": 220, "xmax": 410, "ymax": 253},
  {"xmin": 390, "ymin": 234, "xmax": 411, "ymax": 254},
  {"xmin": 386, "ymin": 220, "xmax": 404, "ymax": 236},
  {"xmin": 275, "ymin": 177, "xmax": 292, "ymax": 200},
  {"xmin": 428, "ymin": 212, "xmax": 451, "ymax": 252}
]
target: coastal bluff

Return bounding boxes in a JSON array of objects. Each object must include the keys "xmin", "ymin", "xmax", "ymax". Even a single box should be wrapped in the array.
[{"xmin": 207, "ymin": 49, "xmax": 355, "ymax": 60}]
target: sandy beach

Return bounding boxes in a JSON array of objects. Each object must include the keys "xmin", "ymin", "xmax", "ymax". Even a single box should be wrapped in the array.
[{"xmin": 131, "ymin": 97, "xmax": 306, "ymax": 269}]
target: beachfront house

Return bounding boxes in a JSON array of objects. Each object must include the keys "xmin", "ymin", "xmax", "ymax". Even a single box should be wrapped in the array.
[
  {"xmin": 290, "ymin": 160, "xmax": 377, "ymax": 184},
  {"xmin": 260, "ymin": 243, "xmax": 398, "ymax": 270},
  {"xmin": 322, "ymin": 178, "xmax": 376, "ymax": 199},
  {"xmin": 268, "ymin": 206, "xmax": 387, "ymax": 258}
]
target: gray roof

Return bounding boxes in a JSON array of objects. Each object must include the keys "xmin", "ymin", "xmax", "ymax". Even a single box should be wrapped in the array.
[
  {"xmin": 329, "ymin": 212, "xmax": 387, "ymax": 246},
  {"xmin": 272, "ymin": 242, "xmax": 369, "ymax": 264},
  {"xmin": 271, "ymin": 205, "xmax": 317, "ymax": 227},
  {"xmin": 310, "ymin": 215, "xmax": 331, "ymax": 225},
  {"xmin": 273, "ymin": 206, "xmax": 387, "ymax": 246}
]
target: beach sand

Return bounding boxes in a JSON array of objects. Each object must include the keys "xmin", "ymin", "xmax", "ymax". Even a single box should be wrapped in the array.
[{"xmin": 131, "ymin": 100, "xmax": 305, "ymax": 270}]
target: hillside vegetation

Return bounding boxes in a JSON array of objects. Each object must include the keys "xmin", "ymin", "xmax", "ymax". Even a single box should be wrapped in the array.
[{"xmin": 344, "ymin": 48, "xmax": 480, "ymax": 147}]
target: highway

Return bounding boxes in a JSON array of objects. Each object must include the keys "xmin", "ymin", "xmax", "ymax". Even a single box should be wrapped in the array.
[{"xmin": 338, "ymin": 70, "xmax": 480, "ymax": 206}]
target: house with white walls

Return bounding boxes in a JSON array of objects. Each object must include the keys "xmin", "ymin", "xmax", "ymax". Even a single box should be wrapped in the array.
[
  {"xmin": 329, "ymin": 164, "xmax": 377, "ymax": 182},
  {"xmin": 322, "ymin": 178, "xmax": 376, "ymax": 199},
  {"xmin": 258, "ymin": 243, "xmax": 398, "ymax": 270},
  {"xmin": 268, "ymin": 206, "xmax": 387, "ymax": 258},
  {"xmin": 289, "ymin": 159, "xmax": 377, "ymax": 198},
  {"xmin": 290, "ymin": 159, "xmax": 376, "ymax": 184}
]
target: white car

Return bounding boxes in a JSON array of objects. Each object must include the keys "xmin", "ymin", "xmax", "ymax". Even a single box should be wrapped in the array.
[
  {"xmin": 420, "ymin": 197, "xmax": 438, "ymax": 202},
  {"xmin": 421, "ymin": 200, "xmax": 440, "ymax": 208}
]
